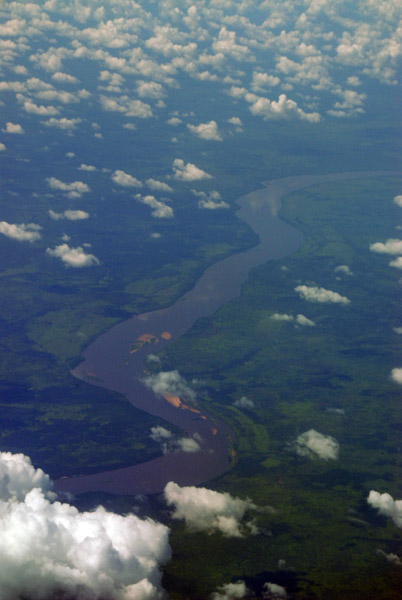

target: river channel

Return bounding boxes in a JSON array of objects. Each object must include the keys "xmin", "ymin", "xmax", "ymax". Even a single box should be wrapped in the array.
[{"xmin": 55, "ymin": 171, "xmax": 400, "ymax": 496}]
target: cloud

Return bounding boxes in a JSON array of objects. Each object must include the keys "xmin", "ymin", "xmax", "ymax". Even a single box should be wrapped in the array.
[
  {"xmin": 146, "ymin": 179, "xmax": 173, "ymax": 193},
  {"xmin": 100, "ymin": 95, "xmax": 152, "ymax": 118},
  {"xmin": 294, "ymin": 429, "xmax": 339, "ymax": 461},
  {"xmin": 0, "ymin": 143, "xmax": 5, "ymax": 151},
  {"xmin": 295, "ymin": 285, "xmax": 350, "ymax": 304},
  {"xmin": 0, "ymin": 222, "xmax": 41, "ymax": 243},
  {"xmin": 51, "ymin": 71, "xmax": 79, "ymax": 84},
  {"xmin": 112, "ymin": 169, "xmax": 143, "ymax": 188},
  {"xmin": 150, "ymin": 427, "xmax": 201, "ymax": 455},
  {"xmin": 370, "ymin": 239, "xmax": 402, "ymax": 254},
  {"xmin": 143, "ymin": 370, "xmax": 196, "ymax": 404},
  {"xmin": 234, "ymin": 396, "xmax": 255, "ymax": 409},
  {"xmin": 334, "ymin": 265, "xmax": 353, "ymax": 276},
  {"xmin": 245, "ymin": 92, "xmax": 320, "ymax": 122},
  {"xmin": 135, "ymin": 194, "xmax": 173, "ymax": 218},
  {"xmin": 295, "ymin": 314, "xmax": 316, "ymax": 327},
  {"xmin": 393, "ymin": 195, "xmax": 402, "ymax": 208},
  {"xmin": 3, "ymin": 122, "xmax": 23, "ymax": 134},
  {"xmin": 211, "ymin": 581, "xmax": 249, "ymax": 600},
  {"xmin": 46, "ymin": 244, "xmax": 100, "ymax": 268},
  {"xmin": 187, "ymin": 120, "xmax": 222, "ymax": 141},
  {"xmin": 391, "ymin": 368, "xmax": 402, "ymax": 385},
  {"xmin": 79, "ymin": 163, "xmax": 96, "ymax": 172},
  {"xmin": 368, "ymin": 490, "xmax": 402, "ymax": 528},
  {"xmin": 164, "ymin": 482, "xmax": 259, "ymax": 537},
  {"xmin": 270, "ymin": 313, "xmax": 293, "ymax": 322},
  {"xmin": 389, "ymin": 257, "xmax": 402, "ymax": 269},
  {"xmin": 0, "ymin": 451, "xmax": 170, "ymax": 600},
  {"xmin": 46, "ymin": 177, "xmax": 90, "ymax": 199},
  {"xmin": 270, "ymin": 313, "xmax": 315, "ymax": 326},
  {"xmin": 21, "ymin": 100, "xmax": 59, "ymax": 116},
  {"xmin": 263, "ymin": 582, "xmax": 288, "ymax": 598},
  {"xmin": 191, "ymin": 189, "xmax": 229, "ymax": 209},
  {"xmin": 43, "ymin": 117, "xmax": 81, "ymax": 130},
  {"xmin": 172, "ymin": 158, "xmax": 212, "ymax": 181},
  {"xmin": 49, "ymin": 209, "xmax": 89, "ymax": 221}
]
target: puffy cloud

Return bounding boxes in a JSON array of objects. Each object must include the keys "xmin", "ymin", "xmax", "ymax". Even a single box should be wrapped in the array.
[
  {"xmin": 46, "ymin": 177, "xmax": 90, "ymax": 198},
  {"xmin": 137, "ymin": 81, "xmax": 166, "ymax": 99},
  {"xmin": 49, "ymin": 209, "xmax": 89, "ymax": 221},
  {"xmin": 187, "ymin": 120, "xmax": 222, "ymax": 141},
  {"xmin": 191, "ymin": 189, "xmax": 229, "ymax": 209},
  {"xmin": 212, "ymin": 27, "xmax": 253, "ymax": 62},
  {"xmin": 270, "ymin": 313, "xmax": 293, "ymax": 322},
  {"xmin": 389, "ymin": 257, "xmax": 402, "ymax": 269},
  {"xmin": 143, "ymin": 370, "xmax": 196, "ymax": 404},
  {"xmin": 172, "ymin": 158, "xmax": 212, "ymax": 181},
  {"xmin": 0, "ymin": 451, "xmax": 170, "ymax": 600},
  {"xmin": 393, "ymin": 195, "xmax": 402, "ymax": 208},
  {"xmin": 368, "ymin": 490, "xmax": 402, "ymax": 527},
  {"xmin": 0, "ymin": 143, "xmax": 5, "ymax": 151},
  {"xmin": 51, "ymin": 71, "xmax": 79, "ymax": 84},
  {"xmin": 146, "ymin": 179, "xmax": 173, "ymax": 193},
  {"xmin": 150, "ymin": 427, "xmax": 201, "ymax": 455},
  {"xmin": 43, "ymin": 117, "xmax": 81, "ymax": 130},
  {"xmin": 100, "ymin": 95, "xmax": 153, "ymax": 118},
  {"xmin": 211, "ymin": 581, "xmax": 249, "ymax": 600},
  {"xmin": 79, "ymin": 163, "xmax": 96, "ymax": 172},
  {"xmin": 112, "ymin": 169, "xmax": 143, "ymax": 188},
  {"xmin": 21, "ymin": 100, "xmax": 59, "ymax": 116},
  {"xmin": 0, "ymin": 221, "xmax": 41, "ymax": 243},
  {"xmin": 263, "ymin": 582, "xmax": 288, "ymax": 598},
  {"xmin": 294, "ymin": 429, "xmax": 339, "ymax": 461},
  {"xmin": 295, "ymin": 285, "xmax": 350, "ymax": 304},
  {"xmin": 135, "ymin": 194, "xmax": 173, "ymax": 219},
  {"xmin": 370, "ymin": 239, "xmax": 402, "ymax": 255},
  {"xmin": 295, "ymin": 314, "xmax": 316, "ymax": 327},
  {"xmin": 164, "ymin": 482, "xmax": 259, "ymax": 537},
  {"xmin": 391, "ymin": 368, "xmax": 402, "ymax": 385},
  {"xmin": 245, "ymin": 93, "xmax": 320, "ymax": 122},
  {"xmin": 334, "ymin": 264, "xmax": 353, "ymax": 276},
  {"xmin": 46, "ymin": 244, "xmax": 100, "ymax": 268},
  {"xmin": 233, "ymin": 396, "xmax": 255, "ymax": 409},
  {"xmin": 3, "ymin": 122, "xmax": 24, "ymax": 134}
]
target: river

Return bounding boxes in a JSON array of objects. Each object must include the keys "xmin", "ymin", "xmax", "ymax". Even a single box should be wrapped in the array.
[{"xmin": 55, "ymin": 170, "xmax": 401, "ymax": 496}]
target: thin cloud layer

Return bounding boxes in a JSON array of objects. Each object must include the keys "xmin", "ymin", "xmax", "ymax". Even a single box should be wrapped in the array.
[
  {"xmin": 164, "ymin": 482, "xmax": 260, "ymax": 537},
  {"xmin": 0, "ymin": 451, "xmax": 171, "ymax": 600},
  {"xmin": 294, "ymin": 429, "xmax": 339, "ymax": 460}
]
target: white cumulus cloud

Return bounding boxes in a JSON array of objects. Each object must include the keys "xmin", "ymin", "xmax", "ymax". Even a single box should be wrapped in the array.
[
  {"xmin": 164, "ymin": 482, "xmax": 260, "ymax": 537},
  {"xmin": 135, "ymin": 194, "xmax": 173, "ymax": 219},
  {"xmin": 46, "ymin": 244, "xmax": 100, "ymax": 268},
  {"xmin": 368, "ymin": 490, "xmax": 402, "ymax": 528},
  {"xmin": 211, "ymin": 581, "xmax": 249, "ymax": 600},
  {"xmin": 0, "ymin": 451, "xmax": 170, "ymax": 600},
  {"xmin": 295, "ymin": 285, "xmax": 350, "ymax": 304},
  {"xmin": 172, "ymin": 158, "xmax": 212, "ymax": 181},
  {"xmin": 112, "ymin": 169, "xmax": 143, "ymax": 188},
  {"xmin": 393, "ymin": 195, "xmax": 402, "ymax": 208},
  {"xmin": 46, "ymin": 177, "xmax": 90, "ymax": 199},
  {"xmin": 370, "ymin": 239, "xmax": 402, "ymax": 255},
  {"xmin": 0, "ymin": 221, "xmax": 41, "ymax": 243},
  {"xmin": 294, "ymin": 429, "xmax": 339, "ymax": 460},
  {"xmin": 391, "ymin": 368, "xmax": 402, "ymax": 385},
  {"xmin": 143, "ymin": 370, "xmax": 196, "ymax": 404},
  {"xmin": 3, "ymin": 122, "xmax": 24, "ymax": 134},
  {"xmin": 49, "ymin": 209, "xmax": 89, "ymax": 221},
  {"xmin": 187, "ymin": 120, "xmax": 222, "ymax": 141}
]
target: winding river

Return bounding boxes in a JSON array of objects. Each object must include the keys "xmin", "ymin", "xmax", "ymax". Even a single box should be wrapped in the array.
[{"xmin": 55, "ymin": 170, "xmax": 401, "ymax": 496}]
